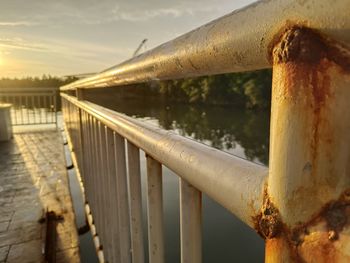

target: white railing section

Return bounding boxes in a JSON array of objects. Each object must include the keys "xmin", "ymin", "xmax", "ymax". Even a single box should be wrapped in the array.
[
  {"xmin": 0, "ymin": 87, "xmax": 58, "ymax": 125},
  {"xmin": 61, "ymin": 93, "xmax": 267, "ymax": 263}
]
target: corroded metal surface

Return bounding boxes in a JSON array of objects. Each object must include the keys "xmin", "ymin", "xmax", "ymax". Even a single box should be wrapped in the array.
[
  {"xmin": 264, "ymin": 26, "xmax": 350, "ymax": 262},
  {"xmin": 61, "ymin": 0, "xmax": 350, "ymax": 91}
]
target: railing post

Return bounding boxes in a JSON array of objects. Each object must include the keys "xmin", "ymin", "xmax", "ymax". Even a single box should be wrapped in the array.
[
  {"xmin": 75, "ymin": 88, "xmax": 86, "ymax": 182},
  {"xmin": 146, "ymin": 155, "xmax": 164, "ymax": 263},
  {"xmin": 127, "ymin": 141, "xmax": 145, "ymax": 263},
  {"xmin": 262, "ymin": 27, "xmax": 350, "ymax": 262},
  {"xmin": 180, "ymin": 179, "xmax": 202, "ymax": 263}
]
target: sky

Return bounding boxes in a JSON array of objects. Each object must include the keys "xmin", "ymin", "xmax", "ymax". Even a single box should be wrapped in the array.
[{"xmin": 0, "ymin": 0, "xmax": 255, "ymax": 78}]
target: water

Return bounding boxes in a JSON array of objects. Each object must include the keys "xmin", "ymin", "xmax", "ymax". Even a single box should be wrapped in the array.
[{"xmin": 85, "ymin": 93, "xmax": 270, "ymax": 263}]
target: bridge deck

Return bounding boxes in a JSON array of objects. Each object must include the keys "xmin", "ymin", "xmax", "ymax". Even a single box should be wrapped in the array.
[{"xmin": 0, "ymin": 126, "xmax": 80, "ymax": 263}]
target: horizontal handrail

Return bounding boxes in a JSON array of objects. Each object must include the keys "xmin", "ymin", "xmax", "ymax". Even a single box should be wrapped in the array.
[
  {"xmin": 61, "ymin": 0, "xmax": 350, "ymax": 91},
  {"xmin": 61, "ymin": 93, "xmax": 268, "ymax": 228}
]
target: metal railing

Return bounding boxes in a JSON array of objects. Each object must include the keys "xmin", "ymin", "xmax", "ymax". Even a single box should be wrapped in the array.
[
  {"xmin": 60, "ymin": 0, "xmax": 350, "ymax": 262},
  {"xmin": 62, "ymin": 93, "xmax": 267, "ymax": 262},
  {"xmin": 0, "ymin": 87, "xmax": 58, "ymax": 125}
]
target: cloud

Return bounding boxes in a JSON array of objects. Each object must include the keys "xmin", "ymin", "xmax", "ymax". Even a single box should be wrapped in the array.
[
  {"xmin": 0, "ymin": 21, "xmax": 38, "ymax": 26},
  {"xmin": 108, "ymin": 4, "xmax": 225, "ymax": 23},
  {"xmin": 0, "ymin": 38, "xmax": 48, "ymax": 51},
  {"xmin": 0, "ymin": 36, "xmax": 133, "ymax": 63},
  {"xmin": 112, "ymin": 7, "xmax": 185, "ymax": 22}
]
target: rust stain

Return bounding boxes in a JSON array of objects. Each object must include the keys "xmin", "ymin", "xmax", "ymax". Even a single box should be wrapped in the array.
[
  {"xmin": 252, "ymin": 188, "xmax": 282, "ymax": 239},
  {"xmin": 255, "ymin": 188, "xmax": 350, "ymax": 262},
  {"xmin": 270, "ymin": 25, "xmax": 349, "ymax": 177},
  {"xmin": 269, "ymin": 25, "xmax": 350, "ymax": 72},
  {"xmin": 263, "ymin": 24, "xmax": 350, "ymax": 262}
]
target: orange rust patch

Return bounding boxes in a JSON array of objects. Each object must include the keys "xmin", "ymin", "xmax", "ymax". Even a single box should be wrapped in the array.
[
  {"xmin": 270, "ymin": 26, "xmax": 350, "ymax": 72},
  {"xmin": 252, "ymin": 189, "xmax": 282, "ymax": 239},
  {"xmin": 257, "ymin": 189, "xmax": 350, "ymax": 262},
  {"xmin": 272, "ymin": 26, "xmax": 342, "ymax": 176}
]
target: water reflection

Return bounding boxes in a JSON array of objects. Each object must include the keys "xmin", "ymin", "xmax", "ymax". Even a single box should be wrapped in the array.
[{"xmin": 87, "ymin": 94, "xmax": 270, "ymax": 165}]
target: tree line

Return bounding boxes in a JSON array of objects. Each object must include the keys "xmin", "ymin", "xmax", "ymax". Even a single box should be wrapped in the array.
[
  {"xmin": 0, "ymin": 69, "xmax": 272, "ymax": 109},
  {"xmin": 0, "ymin": 75, "xmax": 78, "ymax": 89},
  {"xmin": 156, "ymin": 69, "xmax": 272, "ymax": 109}
]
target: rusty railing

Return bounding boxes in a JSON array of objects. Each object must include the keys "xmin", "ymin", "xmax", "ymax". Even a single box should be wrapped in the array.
[{"xmin": 60, "ymin": 0, "xmax": 350, "ymax": 262}]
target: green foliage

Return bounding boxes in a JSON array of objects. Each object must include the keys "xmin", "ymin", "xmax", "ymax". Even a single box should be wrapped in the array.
[{"xmin": 156, "ymin": 69, "xmax": 272, "ymax": 109}]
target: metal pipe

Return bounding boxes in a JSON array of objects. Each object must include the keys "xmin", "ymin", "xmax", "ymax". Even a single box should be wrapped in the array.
[
  {"xmin": 19, "ymin": 96, "xmax": 24, "ymax": 125},
  {"xmin": 51, "ymin": 95, "xmax": 54, "ymax": 123},
  {"xmin": 127, "ymin": 141, "xmax": 145, "ymax": 263},
  {"xmin": 13, "ymin": 96, "xmax": 18, "ymax": 125},
  {"xmin": 60, "ymin": 0, "xmax": 350, "ymax": 91},
  {"xmin": 98, "ymin": 122, "xmax": 109, "ymax": 259},
  {"xmin": 94, "ymin": 120, "xmax": 103, "ymax": 241},
  {"xmin": 146, "ymin": 156, "xmax": 164, "ymax": 263},
  {"xmin": 89, "ymin": 117, "xmax": 98, "ymax": 218},
  {"xmin": 105, "ymin": 127, "xmax": 121, "ymax": 262},
  {"xmin": 114, "ymin": 132, "xmax": 132, "ymax": 263},
  {"xmin": 45, "ymin": 95, "xmax": 48, "ymax": 123},
  {"xmin": 180, "ymin": 179, "xmax": 202, "ymax": 263},
  {"xmin": 26, "ymin": 96, "xmax": 30, "ymax": 124},
  {"xmin": 264, "ymin": 26, "xmax": 350, "ymax": 262},
  {"xmin": 54, "ymin": 91, "xmax": 57, "ymax": 126},
  {"xmin": 61, "ymin": 93, "xmax": 267, "ymax": 228},
  {"xmin": 39, "ymin": 96, "xmax": 43, "ymax": 124}
]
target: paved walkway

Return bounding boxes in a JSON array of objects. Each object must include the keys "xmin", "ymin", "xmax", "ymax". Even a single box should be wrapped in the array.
[{"xmin": 0, "ymin": 127, "xmax": 80, "ymax": 263}]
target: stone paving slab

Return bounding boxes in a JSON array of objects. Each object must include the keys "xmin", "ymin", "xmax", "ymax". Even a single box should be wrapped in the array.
[{"xmin": 0, "ymin": 128, "xmax": 80, "ymax": 263}]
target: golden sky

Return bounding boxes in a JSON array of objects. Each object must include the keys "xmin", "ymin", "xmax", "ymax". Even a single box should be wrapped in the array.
[{"xmin": 0, "ymin": 0, "xmax": 254, "ymax": 78}]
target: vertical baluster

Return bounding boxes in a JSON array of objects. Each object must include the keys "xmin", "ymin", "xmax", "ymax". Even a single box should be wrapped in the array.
[
  {"xmin": 88, "ymin": 116, "xmax": 97, "ymax": 217},
  {"xmin": 13, "ymin": 96, "xmax": 18, "ymax": 125},
  {"xmin": 19, "ymin": 96, "xmax": 24, "ymax": 124},
  {"xmin": 98, "ymin": 122, "xmax": 109, "ymax": 260},
  {"xmin": 29, "ymin": 95, "xmax": 32, "ymax": 124},
  {"xmin": 33, "ymin": 95, "xmax": 36, "ymax": 124},
  {"xmin": 84, "ymin": 113, "xmax": 93, "ymax": 204},
  {"xmin": 26, "ymin": 96, "xmax": 30, "ymax": 124},
  {"xmin": 146, "ymin": 155, "xmax": 164, "ymax": 263},
  {"xmin": 50, "ymin": 94, "xmax": 53, "ymax": 123},
  {"xmin": 92, "ymin": 118, "xmax": 102, "ymax": 237},
  {"xmin": 114, "ymin": 132, "xmax": 131, "ymax": 263},
  {"xmin": 40, "ymin": 95, "xmax": 43, "ymax": 124},
  {"xmin": 127, "ymin": 141, "xmax": 145, "ymax": 263},
  {"xmin": 44, "ymin": 95, "xmax": 48, "ymax": 124},
  {"xmin": 180, "ymin": 179, "xmax": 202, "ymax": 263},
  {"xmin": 54, "ymin": 91, "xmax": 57, "ymax": 126},
  {"xmin": 41, "ymin": 95, "xmax": 45, "ymax": 124},
  {"xmin": 105, "ymin": 127, "xmax": 121, "ymax": 262}
]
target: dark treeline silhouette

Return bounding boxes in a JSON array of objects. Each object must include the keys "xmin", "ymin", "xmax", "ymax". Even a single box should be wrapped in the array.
[
  {"xmin": 0, "ymin": 75, "xmax": 78, "ymax": 89},
  {"xmin": 158, "ymin": 69, "xmax": 272, "ymax": 109},
  {"xmin": 90, "ymin": 69, "xmax": 272, "ymax": 110}
]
